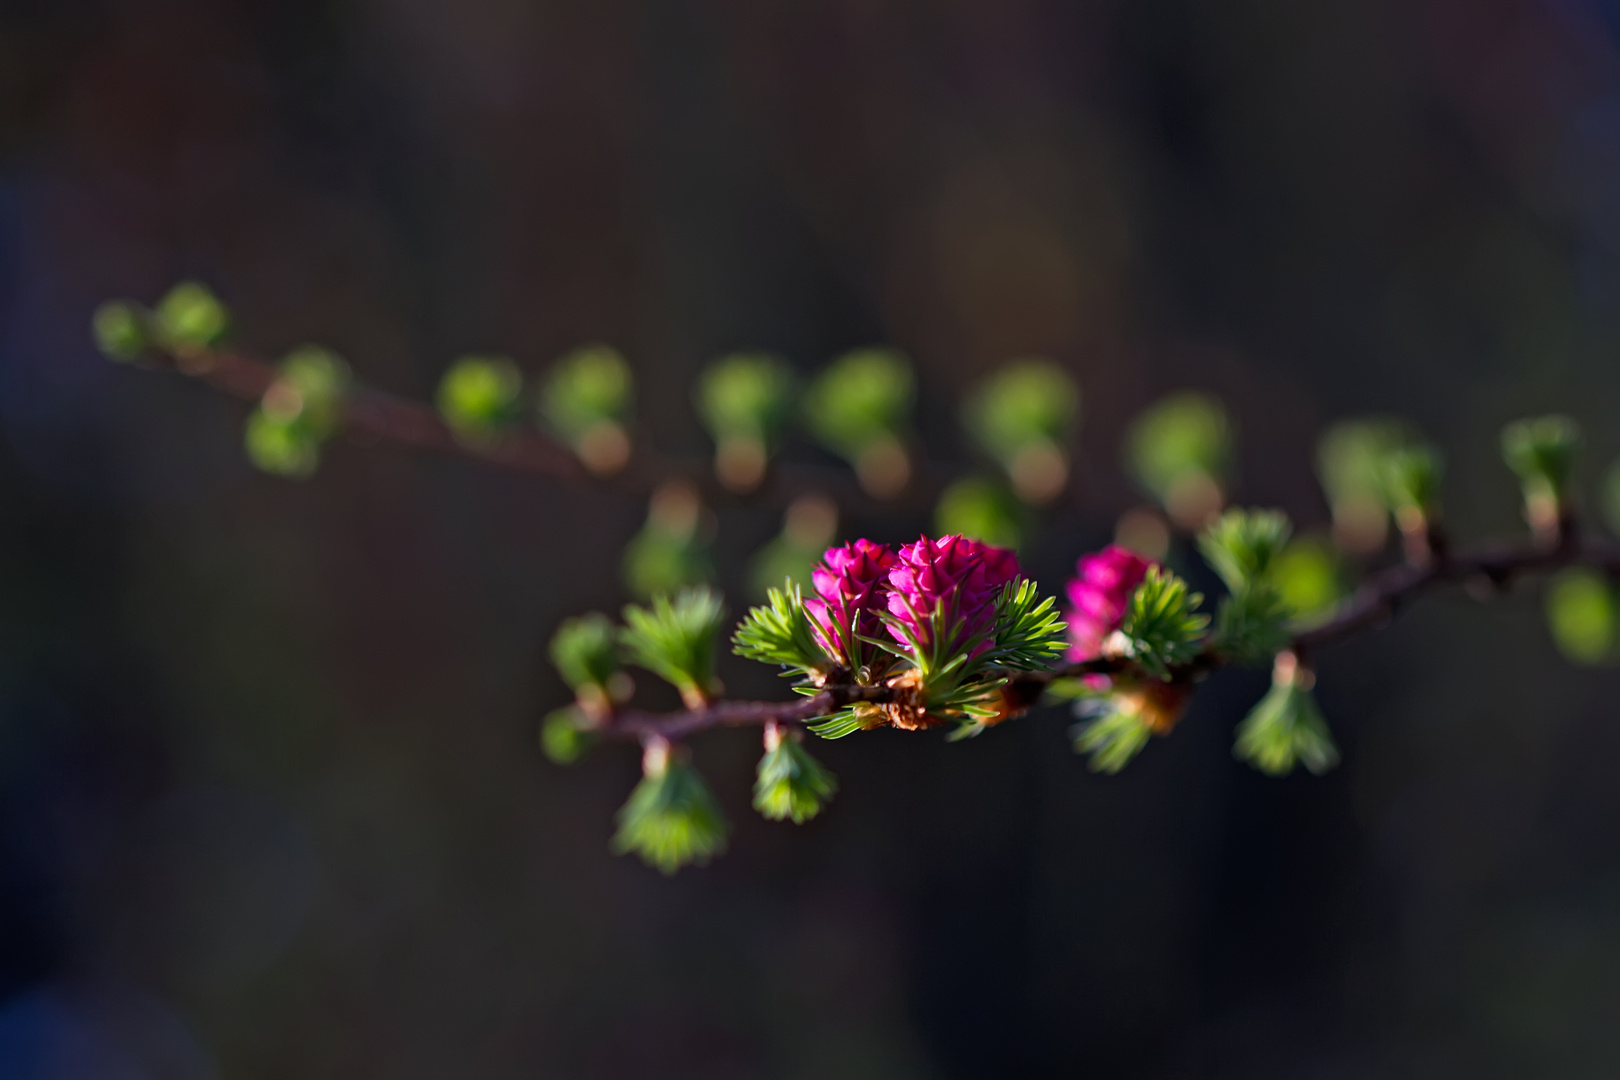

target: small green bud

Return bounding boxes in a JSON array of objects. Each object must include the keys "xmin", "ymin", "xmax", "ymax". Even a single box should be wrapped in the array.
[
  {"xmin": 540, "ymin": 706, "xmax": 597, "ymax": 765},
  {"xmin": 622, "ymin": 482, "xmax": 713, "ymax": 599},
  {"xmin": 1502, "ymin": 415, "xmax": 1580, "ymax": 494},
  {"xmin": 1124, "ymin": 391, "xmax": 1232, "ymax": 528},
  {"xmin": 804, "ymin": 348, "xmax": 913, "ymax": 453},
  {"xmin": 1315, "ymin": 418, "xmax": 1419, "ymax": 553},
  {"xmin": 1545, "ymin": 569, "xmax": 1616, "ymax": 666},
  {"xmin": 619, "ymin": 587, "xmax": 727, "ymax": 709},
  {"xmin": 154, "ymin": 281, "xmax": 230, "ymax": 354},
  {"xmin": 733, "ymin": 581, "xmax": 824, "ymax": 672},
  {"xmin": 437, "ymin": 356, "xmax": 524, "ymax": 441},
  {"xmin": 1502, "ymin": 415, "xmax": 1580, "ymax": 542},
  {"xmin": 696, "ymin": 353, "xmax": 797, "ymax": 492},
  {"xmin": 244, "ymin": 411, "xmax": 320, "ymax": 478},
  {"xmin": 91, "ymin": 300, "xmax": 150, "ymax": 362},
  {"xmin": 753, "ymin": 726, "xmax": 838, "ymax": 823},
  {"xmin": 1233, "ymin": 653, "xmax": 1339, "ymax": 776},
  {"xmin": 539, "ymin": 345, "xmax": 634, "ymax": 475},
  {"xmin": 549, "ymin": 613, "xmax": 623, "ymax": 700},
  {"xmin": 244, "ymin": 346, "xmax": 352, "ymax": 479},
  {"xmin": 1115, "ymin": 566, "xmax": 1209, "ymax": 680},
  {"xmin": 613, "ymin": 741, "xmax": 729, "ymax": 874},
  {"xmin": 1197, "ymin": 508, "xmax": 1293, "ymax": 592},
  {"xmin": 697, "ymin": 353, "xmax": 797, "ymax": 444},
  {"xmin": 1072, "ymin": 708, "xmax": 1154, "ymax": 774},
  {"xmin": 1377, "ymin": 444, "xmax": 1443, "ymax": 517},
  {"xmin": 963, "ymin": 361, "xmax": 1078, "ymax": 504},
  {"xmin": 540, "ymin": 345, "xmax": 633, "ymax": 438},
  {"xmin": 1270, "ymin": 538, "xmax": 1343, "ymax": 620}
]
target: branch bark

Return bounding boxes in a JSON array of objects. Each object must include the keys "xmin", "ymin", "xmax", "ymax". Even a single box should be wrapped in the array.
[{"xmin": 589, "ymin": 536, "xmax": 1620, "ymax": 746}]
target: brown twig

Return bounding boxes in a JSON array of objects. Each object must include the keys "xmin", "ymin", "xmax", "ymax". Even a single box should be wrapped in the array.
[
  {"xmin": 589, "ymin": 535, "xmax": 1620, "ymax": 746},
  {"xmin": 156, "ymin": 346, "xmax": 955, "ymax": 514},
  {"xmin": 594, "ymin": 657, "xmax": 1127, "ymax": 743}
]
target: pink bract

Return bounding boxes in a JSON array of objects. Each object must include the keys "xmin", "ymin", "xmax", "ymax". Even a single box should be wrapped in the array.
[
  {"xmin": 805, "ymin": 539, "xmax": 897, "ymax": 667},
  {"xmin": 886, "ymin": 534, "xmax": 1021, "ymax": 658},
  {"xmin": 1066, "ymin": 545, "xmax": 1154, "ymax": 663}
]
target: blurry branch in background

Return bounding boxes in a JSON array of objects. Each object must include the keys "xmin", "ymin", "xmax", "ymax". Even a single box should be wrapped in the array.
[
  {"xmin": 93, "ymin": 285, "xmax": 965, "ymax": 516},
  {"xmin": 93, "ymin": 282, "xmax": 1620, "ymax": 873}
]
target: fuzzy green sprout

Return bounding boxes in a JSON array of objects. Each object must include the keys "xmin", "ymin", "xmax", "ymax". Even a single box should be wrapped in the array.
[
  {"xmin": 1072, "ymin": 707, "xmax": 1155, "ymax": 775},
  {"xmin": 753, "ymin": 725, "xmax": 838, "ymax": 823},
  {"xmin": 619, "ymin": 588, "xmax": 727, "ymax": 709},
  {"xmin": 732, "ymin": 581, "xmax": 826, "ymax": 674},
  {"xmin": 550, "ymin": 613, "xmax": 627, "ymax": 717},
  {"xmin": 1199, "ymin": 508, "xmax": 1296, "ymax": 666},
  {"xmin": 1502, "ymin": 415, "xmax": 1582, "ymax": 542},
  {"xmin": 613, "ymin": 741, "xmax": 728, "ymax": 874},
  {"xmin": 1113, "ymin": 566, "xmax": 1210, "ymax": 681},
  {"xmin": 1233, "ymin": 653, "xmax": 1339, "ymax": 776},
  {"xmin": 1315, "ymin": 417, "xmax": 1419, "ymax": 552}
]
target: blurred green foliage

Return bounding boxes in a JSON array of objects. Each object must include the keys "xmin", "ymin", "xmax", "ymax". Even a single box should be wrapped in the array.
[
  {"xmin": 963, "ymin": 361, "xmax": 1078, "ymax": 503},
  {"xmin": 1545, "ymin": 569, "xmax": 1616, "ymax": 665},
  {"xmin": 1116, "ymin": 566, "xmax": 1209, "ymax": 680},
  {"xmin": 541, "ymin": 706, "xmax": 597, "ymax": 765},
  {"xmin": 1234, "ymin": 673, "xmax": 1339, "ymax": 776},
  {"xmin": 803, "ymin": 348, "xmax": 914, "ymax": 458},
  {"xmin": 1502, "ymin": 415, "xmax": 1580, "ymax": 498},
  {"xmin": 153, "ymin": 281, "xmax": 230, "ymax": 355},
  {"xmin": 1378, "ymin": 444, "xmax": 1445, "ymax": 519},
  {"xmin": 1316, "ymin": 418, "xmax": 1422, "ymax": 551},
  {"xmin": 804, "ymin": 349, "xmax": 914, "ymax": 496},
  {"xmin": 963, "ymin": 360, "xmax": 1078, "ymax": 460},
  {"xmin": 91, "ymin": 300, "xmax": 150, "ymax": 362},
  {"xmin": 1199, "ymin": 508, "xmax": 1294, "ymax": 666},
  {"xmin": 1125, "ymin": 392, "xmax": 1232, "ymax": 527},
  {"xmin": 540, "ymin": 346, "xmax": 634, "ymax": 441},
  {"xmin": 753, "ymin": 733, "xmax": 838, "ymax": 823},
  {"xmin": 244, "ymin": 345, "xmax": 352, "ymax": 479},
  {"xmin": 1271, "ymin": 538, "xmax": 1343, "ymax": 619},
  {"xmin": 549, "ymin": 614, "xmax": 622, "ymax": 695},
  {"xmin": 934, "ymin": 476, "xmax": 1023, "ymax": 550},
  {"xmin": 623, "ymin": 483, "xmax": 713, "ymax": 598},
  {"xmin": 437, "ymin": 355, "xmax": 524, "ymax": 441},
  {"xmin": 619, "ymin": 587, "xmax": 727, "ymax": 706},
  {"xmin": 1073, "ymin": 708, "xmax": 1154, "ymax": 775},
  {"xmin": 697, "ymin": 353, "xmax": 797, "ymax": 447},
  {"xmin": 613, "ymin": 751, "xmax": 728, "ymax": 874}
]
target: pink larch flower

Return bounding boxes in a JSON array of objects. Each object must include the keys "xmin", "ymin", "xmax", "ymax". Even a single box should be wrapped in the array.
[
  {"xmin": 806, "ymin": 539, "xmax": 898, "ymax": 668},
  {"xmin": 886, "ymin": 534, "xmax": 1021, "ymax": 660},
  {"xmin": 1066, "ymin": 545, "xmax": 1154, "ymax": 663}
]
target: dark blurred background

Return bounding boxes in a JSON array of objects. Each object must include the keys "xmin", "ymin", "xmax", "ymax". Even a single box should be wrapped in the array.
[{"xmin": 4, "ymin": 0, "xmax": 1620, "ymax": 1076}]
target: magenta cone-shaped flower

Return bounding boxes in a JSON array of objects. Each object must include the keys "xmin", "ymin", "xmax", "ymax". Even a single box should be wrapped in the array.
[
  {"xmin": 1066, "ymin": 545, "xmax": 1154, "ymax": 663},
  {"xmin": 886, "ymin": 535, "xmax": 1021, "ymax": 660},
  {"xmin": 806, "ymin": 539, "xmax": 898, "ymax": 668}
]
